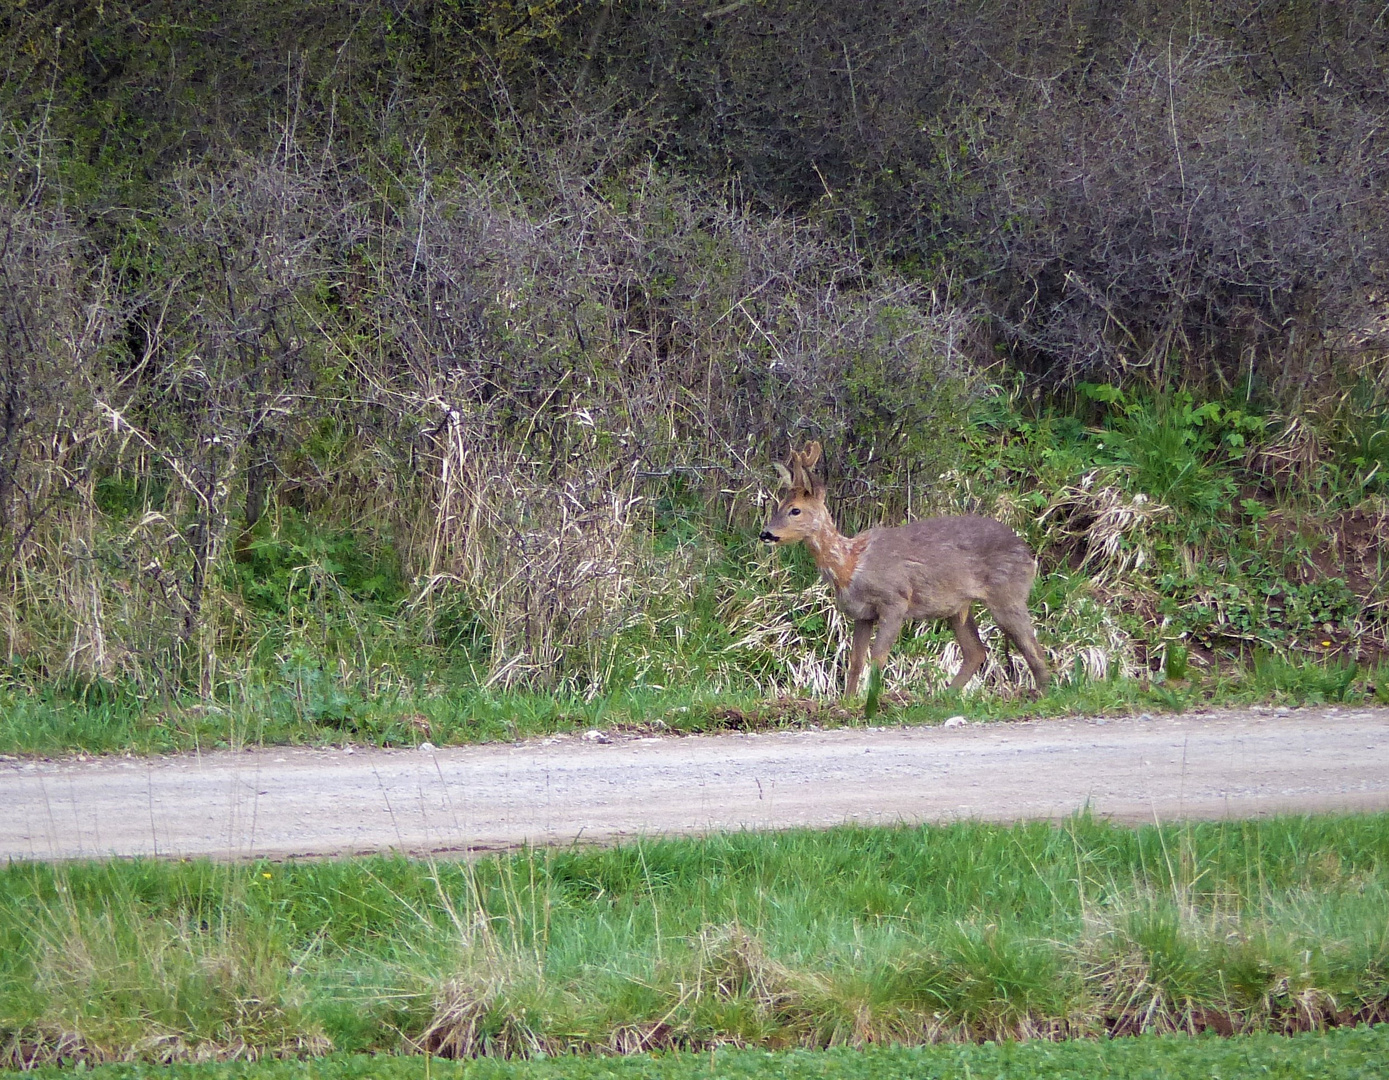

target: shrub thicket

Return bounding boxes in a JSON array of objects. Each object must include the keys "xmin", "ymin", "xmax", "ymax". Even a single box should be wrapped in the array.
[
  {"xmin": 582, "ymin": 0, "xmax": 1389, "ymax": 389},
  {"xmin": 1, "ymin": 1, "xmax": 1387, "ymax": 705},
  {"xmin": 0, "ymin": 108, "xmax": 976, "ymax": 692}
]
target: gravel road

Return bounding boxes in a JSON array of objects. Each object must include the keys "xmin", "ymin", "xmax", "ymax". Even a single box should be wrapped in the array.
[{"xmin": 3, "ymin": 705, "xmax": 1388, "ymax": 862}]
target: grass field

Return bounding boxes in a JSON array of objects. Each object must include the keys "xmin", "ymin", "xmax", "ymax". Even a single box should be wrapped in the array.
[
  {"xmin": 4, "ymin": 815, "xmax": 1388, "ymax": 1067},
  {"xmin": 12, "ymin": 1026, "xmax": 1389, "ymax": 1080},
  {"xmin": 1, "ymin": 651, "xmax": 1379, "ymax": 759}
]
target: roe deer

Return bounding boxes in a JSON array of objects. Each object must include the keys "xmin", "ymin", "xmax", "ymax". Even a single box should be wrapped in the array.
[{"xmin": 760, "ymin": 441, "xmax": 1049, "ymax": 696}]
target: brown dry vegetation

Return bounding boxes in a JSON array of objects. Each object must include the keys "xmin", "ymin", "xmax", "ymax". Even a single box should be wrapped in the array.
[{"xmin": 0, "ymin": 1, "xmax": 1387, "ymax": 711}]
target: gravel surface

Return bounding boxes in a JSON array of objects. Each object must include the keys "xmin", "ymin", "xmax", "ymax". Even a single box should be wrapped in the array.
[{"xmin": 3, "ymin": 706, "xmax": 1388, "ymax": 862}]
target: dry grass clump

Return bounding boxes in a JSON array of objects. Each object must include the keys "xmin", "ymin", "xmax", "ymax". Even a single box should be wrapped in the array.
[
  {"xmin": 1076, "ymin": 896, "xmax": 1389, "ymax": 1038},
  {"xmin": 5, "ymin": 898, "xmax": 328, "ymax": 1068},
  {"xmin": 417, "ymin": 968, "xmax": 548, "ymax": 1060},
  {"xmin": 681, "ymin": 924, "xmax": 828, "ymax": 1045},
  {"xmin": 1041, "ymin": 479, "xmax": 1170, "ymax": 581},
  {"xmin": 413, "ymin": 922, "xmax": 835, "ymax": 1058}
]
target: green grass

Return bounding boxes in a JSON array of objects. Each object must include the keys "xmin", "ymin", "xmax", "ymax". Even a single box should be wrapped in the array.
[
  {"xmin": 0, "ymin": 681, "xmax": 771, "ymax": 757},
  {"xmin": 13, "ymin": 1026, "xmax": 1389, "ymax": 1079},
  {"xmin": 4, "ymin": 816, "xmax": 1388, "ymax": 1066},
  {"xmin": 1, "ymin": 653, "xmax": 1381, "ymax": 758}
]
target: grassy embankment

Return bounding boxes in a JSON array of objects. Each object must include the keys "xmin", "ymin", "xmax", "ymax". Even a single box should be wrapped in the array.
[
  {"xmin": 4, "ymin": 380, "xmax": 1387, "ymax": 758},
  {"xmin": 0, "ymin": 647, "xmax": 1379, "ymax": 758},
  {"xmin": 15, "ymin": 1027, "xmax": 1389, "ymax": 1080},
  {"xmin": 4, "ymin": 815, "xmax": 1388, "ymax": 1066}
]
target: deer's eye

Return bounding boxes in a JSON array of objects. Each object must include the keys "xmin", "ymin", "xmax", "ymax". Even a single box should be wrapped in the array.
[{"xmin": 789, "ymin": 508, "xmax": 802, "ymax": 516}]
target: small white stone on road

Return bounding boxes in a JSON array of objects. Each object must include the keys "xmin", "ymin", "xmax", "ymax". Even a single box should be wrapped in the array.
[
  {"xmin": 418, "ymin": 742, "xmax": 435, "ymax": 752},
  {"xmin": 943, "ymin": 716, "xmax": 968, "ymax": 728},
  {"xmin": 583, "ymin": 730, "xmax": 612, "ymax": 744}
]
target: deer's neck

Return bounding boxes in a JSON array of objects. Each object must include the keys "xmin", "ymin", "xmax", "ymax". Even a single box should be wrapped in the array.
[{"xmin": 804, "ymin": 520, "xmax": 868, "ymax": 591}]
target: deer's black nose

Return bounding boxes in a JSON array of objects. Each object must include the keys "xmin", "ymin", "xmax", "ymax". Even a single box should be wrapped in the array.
[{"xmin": 760, "ymin": 530, "xmax": 778, "ymax": 542}]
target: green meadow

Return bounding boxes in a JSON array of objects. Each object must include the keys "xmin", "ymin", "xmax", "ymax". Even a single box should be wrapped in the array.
[{"xmin": 4, "ymin": 816, "xmax": 1388, "ymax": 1066}]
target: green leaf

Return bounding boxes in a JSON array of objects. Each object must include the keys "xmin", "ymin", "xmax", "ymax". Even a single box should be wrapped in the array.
[{"xmin": 864, "ymin": 662, "xmax": 884, "ymax": 720}]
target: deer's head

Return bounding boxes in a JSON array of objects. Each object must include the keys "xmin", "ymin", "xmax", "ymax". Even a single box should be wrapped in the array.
[{"xmin": 760, "ymin": 441, "xmax": 830, "ymax": 545}]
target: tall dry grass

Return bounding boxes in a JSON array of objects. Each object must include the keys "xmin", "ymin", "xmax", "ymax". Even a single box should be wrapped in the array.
[{"xmin": 0, "ymin": 118, "xmax": 983, "ymax": 695}]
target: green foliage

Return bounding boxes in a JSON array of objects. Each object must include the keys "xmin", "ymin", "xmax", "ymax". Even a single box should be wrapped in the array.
[
  {"xmin": 837, "ymin": 305, "xmax": 973, "ymax": 483},
  {"xmin": 92, "ymin": 472, "xmax": 171, "ymax": 520},
  {"xmin": 1307, "ymin": 376, "xmax": 1389, "ymax": 496},
  {"xmin": 862, "ymin": 663, "xmax": 882, "ymax": 719},
  {"xmin": 957, "ymin": 384, "xmax": 1382, "ymax": 682},
  {"xmin": 229, "ymin": 514, "xmax": 403, "ymax": 618},
  {"xmin": 1251, "ymin": 652, "xmax": 1360, "ymax": 705},
  {"xmin": 1078, "ymin": 385, "xmax": 1264, "ymax": 532}
]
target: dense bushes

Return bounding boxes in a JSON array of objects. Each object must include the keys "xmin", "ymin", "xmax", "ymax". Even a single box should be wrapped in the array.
[
  {"xmin": 0, "ymin": 109, "xmax": 977, "ymax": 691},
  {"xmin": 1, "ymin": 1, "xmax": 1387, "ymax": 703},
  {"xmin": 7, "ymin": 2, "xmax": 1387, "ymax": 387},
  {"xmin": 581, "ymin": 1, "xmax": 1389, "ymax": 388}
]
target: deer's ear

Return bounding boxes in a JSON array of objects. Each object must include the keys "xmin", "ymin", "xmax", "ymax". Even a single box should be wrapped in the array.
[
  {"xmin": 781, "ymin": 445, "xmax": 810, "ymax": 494},
  {"xmin": 772, "ymin": 462, "xmax": 793, "ymax": 488},
  {"xmin": 801, "ymin": 441, "xmax": 822, "ymax": 470}
]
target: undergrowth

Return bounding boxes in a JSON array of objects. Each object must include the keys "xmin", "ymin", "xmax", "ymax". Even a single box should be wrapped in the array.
[
  {"xmin": 3, "ymin": 0, "xmax": 1389, "ymax": 753},
  {"xmin": 3, "ymin": 816, "xmax": 1389, "ymax": 1065},
  {"xmin": 4, "ymin": 381, "xmax": 1389, "ymax": 756}
]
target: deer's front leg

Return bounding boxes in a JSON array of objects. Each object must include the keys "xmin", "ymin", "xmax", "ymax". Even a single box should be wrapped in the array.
[
  {"xmin": 870, "ymin": 606, "xmax": 908, "ymax": 667},
  {"xmin": 845, "ymin": 619, "xmax": 874, "ymax": 696}
]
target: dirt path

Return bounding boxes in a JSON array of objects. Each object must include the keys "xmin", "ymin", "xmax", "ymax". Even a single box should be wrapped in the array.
[{"xmin": 4, "ymin": 705, "xmax": 1389, "ymax": 862}]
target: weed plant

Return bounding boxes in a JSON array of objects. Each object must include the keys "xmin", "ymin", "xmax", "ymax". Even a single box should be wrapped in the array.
[{"xmin": 3, "ymin": 816, "xmax": 1388, "ymax": 1064}]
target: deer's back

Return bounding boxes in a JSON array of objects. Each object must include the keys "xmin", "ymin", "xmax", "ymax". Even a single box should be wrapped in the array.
[{"xmin": 842, "ymin": 515, "xmax": 1036, "ymax": 620}]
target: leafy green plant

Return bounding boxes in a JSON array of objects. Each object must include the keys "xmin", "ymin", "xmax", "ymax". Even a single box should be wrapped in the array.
[
  {"xmin": 863, "ymin": 662, "xmax": 883, "ymax": 719},
  {"xmin": 1163, "ymin": 642, "xmax": 1189, "ymax": 681},
  {"xmin": 1078, "ymin": 385, "xmax": 1266, "ymax": 531},
  {"xmin": 230, "ymin": 514, "xmax": 404, "ymax": 618}
]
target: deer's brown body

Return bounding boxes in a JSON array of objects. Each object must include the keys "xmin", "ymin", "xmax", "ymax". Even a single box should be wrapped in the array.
[{"xmin": 761, "ymin": 442, "xmax": 1049, "ymax": 696}]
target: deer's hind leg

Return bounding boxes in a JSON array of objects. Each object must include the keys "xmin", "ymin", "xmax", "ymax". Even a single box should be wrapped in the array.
[
  {"xmin": 946, "ymin": 606, "xmax": 989, "ymax": 691},
  {"xmin": 845, "ymin": 619, "xmax": 874, "ymax": 696},
  {"xmin": 989, "ymin": 600, "xmax": 1049, "ymax": 691}
]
